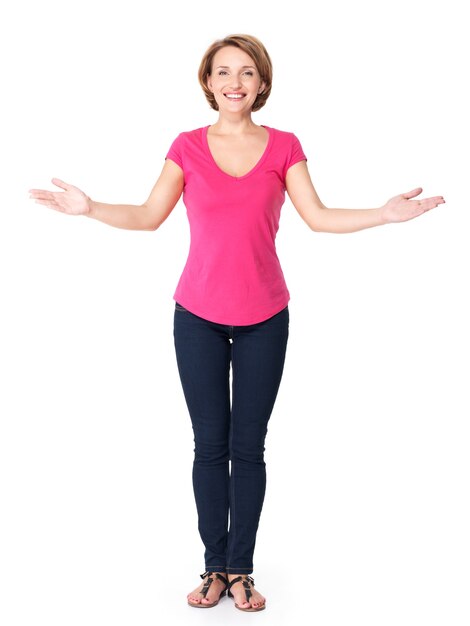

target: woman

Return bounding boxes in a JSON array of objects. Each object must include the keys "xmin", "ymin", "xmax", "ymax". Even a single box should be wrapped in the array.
[{"xmin": 29, "ymin": 33, "xmax": 445, "ymax": 613}]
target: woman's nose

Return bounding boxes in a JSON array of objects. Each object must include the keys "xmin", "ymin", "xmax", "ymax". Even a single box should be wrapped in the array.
[{"xmin": 229, "ymin": 76, "xmax": 242, "ymax": 89}]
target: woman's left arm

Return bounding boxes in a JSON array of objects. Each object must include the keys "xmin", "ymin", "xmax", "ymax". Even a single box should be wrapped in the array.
[{"xmin": 285, "ymin": 161, "xmax": 446, "ymax": 234}]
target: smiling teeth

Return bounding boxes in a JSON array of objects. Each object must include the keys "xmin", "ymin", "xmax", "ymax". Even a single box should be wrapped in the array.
[{"xmin": 225, "ymin": 94, "xmax": 244, "ymax": 98}]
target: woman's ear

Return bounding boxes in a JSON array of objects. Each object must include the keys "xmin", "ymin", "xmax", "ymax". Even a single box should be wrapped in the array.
[
  {"xmin": 206, "ymin": 73, "xmax": 213, "ymax": 92},
  {"xmin": 258, "ymin": 80, "xmax": 267, "ymax": 94}
]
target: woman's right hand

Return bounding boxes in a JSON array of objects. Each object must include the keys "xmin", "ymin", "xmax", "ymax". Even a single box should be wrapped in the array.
[{"xmin": 28, "ymin": 178, "xmax": 92, "ymax": 216}]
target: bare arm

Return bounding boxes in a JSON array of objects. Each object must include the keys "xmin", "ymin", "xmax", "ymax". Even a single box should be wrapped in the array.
[
  {"xmin": 29, "ymin": 158, "xmax": 184, "ymax": 231},
  {"xmin": 88, "ymin": 159, "xmax": 184, "ymax": 230},
  {"xmin": 285, "ymin": 161, "xmax": 445, "ymax": 233}
]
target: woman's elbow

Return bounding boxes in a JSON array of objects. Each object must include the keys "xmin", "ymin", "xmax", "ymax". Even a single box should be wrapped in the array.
[{"xmin": 302, "ymin": 205, "xmax": 327, "ymax": 232}]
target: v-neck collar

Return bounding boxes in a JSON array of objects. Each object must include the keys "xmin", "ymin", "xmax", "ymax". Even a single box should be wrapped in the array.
[{"xmin": 202, "ymin": 124, "xmax": 273, "ymax": 181}]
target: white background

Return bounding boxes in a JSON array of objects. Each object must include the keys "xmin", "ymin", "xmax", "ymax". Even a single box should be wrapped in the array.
[{"xmin": 1, "ymin": 0, "xmax": 469, "ymax": 625}]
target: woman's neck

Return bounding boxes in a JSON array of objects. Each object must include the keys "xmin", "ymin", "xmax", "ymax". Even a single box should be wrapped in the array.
[{"xmin": 209, "ymin": 114, "xmax": 260, "ymax": 136}]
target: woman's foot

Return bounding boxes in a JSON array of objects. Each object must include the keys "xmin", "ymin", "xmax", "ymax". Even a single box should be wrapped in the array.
[
  {"xmin": 187, "ymin": 572, "xmax": 228, "ymax": 607},
  {"xmin": 227, "ymin": 573, "xmax": 266, "ymax": 611}
]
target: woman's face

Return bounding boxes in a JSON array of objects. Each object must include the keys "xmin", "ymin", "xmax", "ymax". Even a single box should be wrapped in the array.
[{"xmin": 206, "ymin": 45, "xmax": 266, "ymax": 113}]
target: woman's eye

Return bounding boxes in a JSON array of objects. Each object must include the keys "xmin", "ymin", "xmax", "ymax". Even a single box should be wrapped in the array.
[{"xmin": 217, "ymin": 70, "xmax": 254, "ymax": 76}]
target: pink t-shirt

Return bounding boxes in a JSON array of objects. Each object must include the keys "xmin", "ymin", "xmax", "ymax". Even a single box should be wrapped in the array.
[{"xmin": 165, "ymin": 124, "xmax": 307, "ymax": 325}]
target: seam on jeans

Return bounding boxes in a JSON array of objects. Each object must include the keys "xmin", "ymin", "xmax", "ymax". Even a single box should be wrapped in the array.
[
  {"xmin": 226, "ymin": 567, "xmax": 253, "ymax": 571},
  {"xmin": 227, "ymin": 467, "xmax": 236, "ymax": 567},
  {"xmin": 227, "ymin": 349, "xmax": 236, "ymax": 568}
]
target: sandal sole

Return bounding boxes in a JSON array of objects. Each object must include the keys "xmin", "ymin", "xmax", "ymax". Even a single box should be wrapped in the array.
[{"xmin": 235, "ymin": 603, "xmax": 266, "ymax": 612}]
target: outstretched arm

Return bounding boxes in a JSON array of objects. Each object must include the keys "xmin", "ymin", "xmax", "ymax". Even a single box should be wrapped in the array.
[
  {"xmin": 285, "ymin": 161, "xmax": 445, "ymax": 234},
  {"xmin": 29, "ymin": 159, "xmax": 184, "ymax": 231},
  {"xmin": 86, "ymin": 158, "xmax": 184, "ymax": 230}
]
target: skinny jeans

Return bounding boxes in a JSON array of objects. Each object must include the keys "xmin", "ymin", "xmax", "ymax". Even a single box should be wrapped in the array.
[{"xmin": 173, "ymin": 302, "xmax": 289, "ymax": 574}]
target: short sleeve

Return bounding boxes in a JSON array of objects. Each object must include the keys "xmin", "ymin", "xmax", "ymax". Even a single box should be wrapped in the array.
[
  {"xmin": 282, "ymin": 133, "xmax": 307, "ymax": 181},
  {"xmin": 287, "ymin": 133, "xmax": 307, "ymax": 170},
  {"xmin": 165, "ymin": 133, "xmax": 183, "ymax": 169}
]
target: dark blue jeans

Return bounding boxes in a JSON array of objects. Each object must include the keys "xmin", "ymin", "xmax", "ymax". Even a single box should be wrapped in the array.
[{"xmin": 173, "ymin": 302, "xmax": 289, "ymax": 574}]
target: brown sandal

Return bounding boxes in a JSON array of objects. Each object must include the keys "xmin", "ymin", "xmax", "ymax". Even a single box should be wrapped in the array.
[
  {"xmin": 227, "ymin": 574, "xmax": 266, "ymax": 612},
  {"xmin": 187, "ymin": 571, "xmax": 228, "ymax": 608}
]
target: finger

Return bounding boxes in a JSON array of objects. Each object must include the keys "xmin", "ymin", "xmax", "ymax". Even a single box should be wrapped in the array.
[
  {"xmin": 51, "ymin": 177, "xmax": 73, "ymax": 191},
  {"xmin": 422, "ymin": 196, "xmax": 446, "ymax": 204},
  {"xmin": 29, "ymin": 189, "xmax": 54, "ymax": 196},
  {"xmin": 34, "ymin": 199, "xmax": 63, "ymax": 212},
  {"xmin": 402, "ymin": 187, "xmax": 423, "ymax": 200},
  {"xmin": 417, "ymin": 198, "xmax": 443, "ymax": 212},
  {"xmin": 29, "ymin": 190, "xmax": 57, "ymax": 201},
  {"xmin": 34, "ymin": 198, "xmax": 58, "ymax": 207}
]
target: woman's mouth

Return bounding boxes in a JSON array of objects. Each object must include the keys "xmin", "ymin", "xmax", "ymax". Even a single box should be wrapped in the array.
[{"xmin": 224, "ymin": 93, "xmax": 246, "ymax": 100}]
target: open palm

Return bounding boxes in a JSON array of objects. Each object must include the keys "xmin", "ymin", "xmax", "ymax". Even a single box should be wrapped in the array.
[
  {"xmin": 29, "ymin": 178, "xmax": 91, "ymax": 216},
  {"xmin": 381, "ymin": 187, "xmax": 445, "ymax": 223}
]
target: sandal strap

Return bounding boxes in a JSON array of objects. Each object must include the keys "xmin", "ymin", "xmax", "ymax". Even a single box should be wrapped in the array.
[
  {"xmin": 218, "ymin": 573, "xmax": 229, "ymax": 587},
  {"xmin": 199, "ymin": 572, "xmax": 214, "ymax": 598},
  {"xmin": 227, "ymin": 574, "xmax": 255, "ymax": 602},
  {"xmin": 199, "ymin": 571, "xmax": 228, "ymax": 597},
  {"xmin": 227, "ymin": 575, "xmax": 242, "ymax": 590}
]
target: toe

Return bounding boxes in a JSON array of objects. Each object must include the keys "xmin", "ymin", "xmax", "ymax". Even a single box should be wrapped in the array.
[
  {"xmin": 188, "ymin": 594, "xmax": 200, "ymax": 604},
  {"xmin": 251, "ymin": 595, "xmax": 265, "ymax": 609}
]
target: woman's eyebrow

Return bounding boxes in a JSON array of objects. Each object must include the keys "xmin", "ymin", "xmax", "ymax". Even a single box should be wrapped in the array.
[{"xmin": 215, "ymin": 65, "xmax": 256, "ymax": 69}]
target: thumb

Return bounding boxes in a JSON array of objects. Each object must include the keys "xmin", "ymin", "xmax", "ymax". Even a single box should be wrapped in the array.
[
  {"xmin": 51, "ymin": 177, "xmax": 73, "ymax": 191},
  {"xmin": 402, "ymin": 187, "xmax": 423, "ymax": 200}
]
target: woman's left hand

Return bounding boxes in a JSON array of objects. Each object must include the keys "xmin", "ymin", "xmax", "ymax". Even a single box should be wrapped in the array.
[{"xmin": 380, "ymin": 187, "xmax": 446, "ymax": 224}]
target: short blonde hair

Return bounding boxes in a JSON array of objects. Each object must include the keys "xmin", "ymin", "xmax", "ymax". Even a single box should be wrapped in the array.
[{"xmin": 198, "ymin": 34, "xmax": 273, "ymax": 112}]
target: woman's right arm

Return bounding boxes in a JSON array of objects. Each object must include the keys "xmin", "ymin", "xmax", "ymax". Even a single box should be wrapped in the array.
[{"xmin": 29, "ymin": 158, "xmax": 184, "ymax": 231}]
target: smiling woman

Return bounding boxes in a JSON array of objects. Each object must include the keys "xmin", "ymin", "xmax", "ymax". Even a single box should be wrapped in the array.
[{"xmin": 28, "ymin": 31, "xmax": 446, "ymax": 616}]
